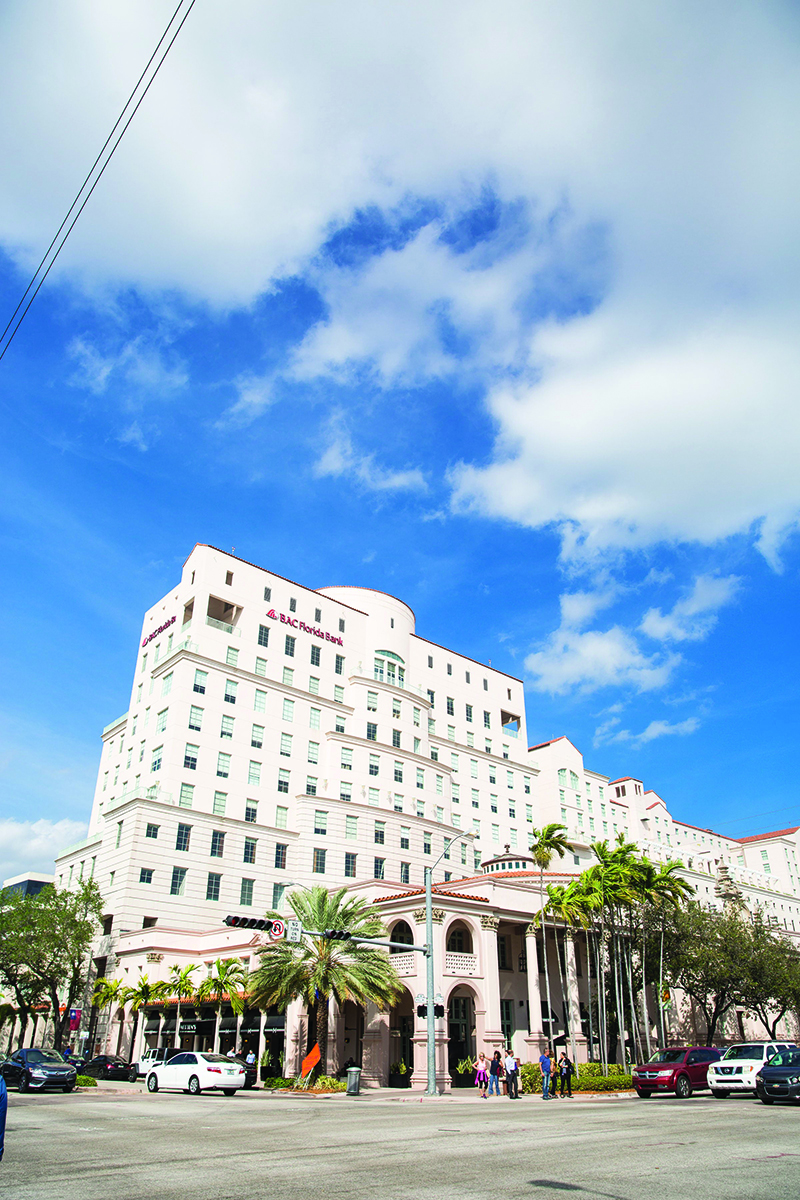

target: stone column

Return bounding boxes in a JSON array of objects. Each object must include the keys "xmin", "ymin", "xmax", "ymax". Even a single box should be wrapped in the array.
[
  {"xmin": 328, "ymin": 996, "xmax": 343, "ymax": 1077},
  {"xmin": 524, "ymin": 924, "xmax": 548, "ymax": 1059},
  {"xmin": 361, "ymin": 1001, "xmax": 390, "ymax": 1087},
  {"xmin": 409, "ymin": 905, "xmax": 450, "ymax": 1092},
  {"xmin": 565, "ymin": 935, "xmax": 588, "ymax": 1062},
  {"xmin": 284, "ymin": 996, "xmax": 305, "ymax": 1077},
  {"xmin": 478, "ymin": 916, "xmax": 506, "ymax": 1057}
]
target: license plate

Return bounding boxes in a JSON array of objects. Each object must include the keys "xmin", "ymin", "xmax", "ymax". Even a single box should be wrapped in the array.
[{"xmin": 225, "ymin": 1069, "xmax": 235, "ymax": 1075}]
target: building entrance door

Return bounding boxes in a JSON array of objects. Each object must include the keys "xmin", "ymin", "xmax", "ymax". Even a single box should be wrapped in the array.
[{"xmin": 448, "ymin": 994, "xmax": 475, "ymax": 1070}]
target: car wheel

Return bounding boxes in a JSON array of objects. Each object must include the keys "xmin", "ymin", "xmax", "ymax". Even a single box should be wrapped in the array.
[
  {"xmin": 188, "ymin": 1075, "xmax": 201, "ymax": 1095},
  {"xmin": 759, "ymin": 1096, "xmax": 774, "ymax": 1105},
  {"xmin": 128, "ymin": 1068, "xmax": 138, "ymax": 1083},
  {"xmin": 18, "ymin": 1073, "xmax": 30, "ymax": 1093},
  {"xmin": 711, "ymin": 1090, "xmax": 729, "ymax": 1099},
  {"xmin": 223, "ymin": 1089, "xmax": 237, "ymax": 1097},
  {"xmin": 675, "ymin": 1075, "xmax": 692, "ymax": 1099},
  {"xmin": 635, "ymin": 1089, "xmax": 652, "ymax": 1098},
  {"xmin": 147, "ymin": 1074, "xmax": 159, "ymax": 1093}
]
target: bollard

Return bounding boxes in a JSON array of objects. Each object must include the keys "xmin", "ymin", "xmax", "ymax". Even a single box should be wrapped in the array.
[{"xmin": 346, "ymin": 1066, "xmax": 362, "ymax": 1096}]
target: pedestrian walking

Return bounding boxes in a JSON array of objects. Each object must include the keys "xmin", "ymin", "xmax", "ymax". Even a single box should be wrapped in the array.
[
  {"xmin": 488, "ymin": 1051, "xmax": 503, "ymax": 1096},
  {"xmin": 474, "ymin": 1052, "xmax": 490, "ymax": 1098},
  {"xmin": 504, "ymin": 1050, "xmax": 519, "ymax": 1099},
  {"xmin": 558, "ymin": 1051, "xmax": 574, "ymax": 1097},
  {"xmin": 0, "ymin": 1074, "xmax": 6, "ymax": 1162},
  {"xmin": 538, "ymin": 1047, "xmax": 552, "ymax": 1099}
]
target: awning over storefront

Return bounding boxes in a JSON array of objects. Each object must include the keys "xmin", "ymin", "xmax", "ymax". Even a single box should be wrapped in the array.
[
  {"xmin": 179, "ymin": 1019, "xmax": 215, "ymax": 1035},
  {"xmin": 218, "ymin": 1017, "xmax": 238, "ymax": 1032},
  {"xmin": 144, "ymin": 1016, "xmax": 161, "ymax": 1033},
  {"xmin": 161, "ymin": 1019, "xmax": 177, "ymax": 1033},
  {"xmin": 263, "ymin": 1016, "xmax": 286, "ymax": 1031}
]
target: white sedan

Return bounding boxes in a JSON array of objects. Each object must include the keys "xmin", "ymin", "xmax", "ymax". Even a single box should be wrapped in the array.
[{"xmin": 146, "ymin": 1051, "xmax": 246, "ymax": 1096}]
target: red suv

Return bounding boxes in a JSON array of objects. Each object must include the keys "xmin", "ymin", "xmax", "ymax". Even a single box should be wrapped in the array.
[{"xmin": 632, "ymin": 1047, "xmax": 722, "ymax": 1099}]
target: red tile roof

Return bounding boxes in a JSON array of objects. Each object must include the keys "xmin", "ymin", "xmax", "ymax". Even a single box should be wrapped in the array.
[
  {"xmin": 737, "ymin": 827, "xmax": 800, "ymax": 845},
  {"xmin": 379, "ymin": 888, "xmax": 490, "ymax": 903},
  {"xmin": 608, "ymin": 777, "xmax": 642, "ymax": 786}
]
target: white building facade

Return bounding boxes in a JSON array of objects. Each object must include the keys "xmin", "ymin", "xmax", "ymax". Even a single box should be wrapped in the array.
[{"xmin": 50, "ymin": 546, "xmax": 800, "ymax": 1085}]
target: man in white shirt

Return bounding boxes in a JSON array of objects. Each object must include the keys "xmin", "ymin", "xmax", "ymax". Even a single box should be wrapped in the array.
[{"xmin": 504, "ymin": 1051, "xmax": 519, "ymax": 1099}]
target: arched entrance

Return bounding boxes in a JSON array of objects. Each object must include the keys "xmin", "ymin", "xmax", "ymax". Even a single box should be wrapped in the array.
[
  {"xmin": 447, "ymin": 986, "xmax": 476, "ymax": 1072},
  {"xmin": 342, "ymin": 1000, "xmax": 364, "ymax": 1068},
  {"xmin": 389, "ymin": 987, "xmax": 414, "ymax": 1081},
  {"xmin": 390, "ymin": 919, "xmax": 414, "ymax": 948},
  {"xmin": 446, "ymin": 922, "xmax": 473, "ymax": 953}
]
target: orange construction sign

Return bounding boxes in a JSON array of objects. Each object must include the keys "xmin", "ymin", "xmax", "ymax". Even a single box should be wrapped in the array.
[{"xmin": 301, "ymin": 1043, "xmax": 321, "ymax": 1078}]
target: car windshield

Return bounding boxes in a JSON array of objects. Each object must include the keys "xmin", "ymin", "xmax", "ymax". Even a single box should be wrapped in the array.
[
  {"xmin": 646, "ymin": 1049, "xmax": 685, "ymax": 1064},
  {"xmin": 723, "ymin": 1045, "xmax": 765, "ymax": 1060},
  {"xmin": 27, "ymin": 1049, "xmax": 66, "ymax": 1064},
  {"xmin": 767, "ymin": 1049, "xmax": 800, "ymax": 1068},
  {"xmin": 199, "ymin": 1053, "xmax": 232, "ymax": 1063}
]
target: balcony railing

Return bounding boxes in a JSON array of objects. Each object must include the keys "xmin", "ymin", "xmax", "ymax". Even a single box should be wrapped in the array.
[
  {"xmin": 389, "ymin": 952, "xmax": 417, "ymax": 976},
  {"xmin": 444, "ymin": 952, "xmax": 478, "ymax": 976},
  {"xmin": 206, "ymin": 615, "xmax": 241, "ymax": 636}
]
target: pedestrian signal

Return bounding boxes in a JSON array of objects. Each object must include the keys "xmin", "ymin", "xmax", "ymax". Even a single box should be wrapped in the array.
[
  {"xmin": 224, "ymin": 916, "xmax": 274, "ymax": 930},
  {"xmin": 324, "ymin": 929, "xmax": 352, "ymax": 940},
  {"xmin": 416, "ymin": 1004, "xmax": 427, "ymax": 1018}
]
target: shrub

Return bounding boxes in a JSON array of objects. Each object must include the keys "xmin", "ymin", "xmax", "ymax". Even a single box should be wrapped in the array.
[
  {"xmin": 262, "ymin": 1076, "xmax": 293, "ymax": 1089},
  {"xmin": 519, "ymin": 1062, "xmax": 633, "ymax": 1094},
  {"xmin": 76, "ymin": 1075, "xmax": 98, "ymax": 1088},
  {"xmin": 314, "ymin": 1075, "xmax": 346, "ymax": 1092}
]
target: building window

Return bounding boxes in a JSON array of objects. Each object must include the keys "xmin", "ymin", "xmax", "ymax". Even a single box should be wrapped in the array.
[
  {"xmin": 139, "ymin": 868, "xmax": 153, "ymax": 884},
  {"xmin": 309, "ymin": 707, "xmax": 320, "ymax": 730},
  {"xmin": 334, "ymin": 685, "xmax": 344, "ymax": 703},
  {"xmin": 184, "ymin": 743, "xmax": 198, "ymax": 771},
  {"xmin": 226, "ymin": 646, "xmax": 239, "ymax": 667},
  {"xmin": 446, "ymin": 697, "xmax": 455, "ymax": 716},
  {"xmin": 254, "ymin": 689, "xmax": 267, "ymax": 712},
  {"xmin": 497, "ymin": 936, "xmax": 510, "ymax": 970},
  {"xmin": 223, "ymin": 679, "xmax": 237, "ymax": 705},
  {"xmin": 367, "ymin": 691, "xmax": 378, "ymax": 712},
  {"xmin": 341, "ymin": 747, "xmax": 353, "ymax": 771},
  {"xmin": 220, "ymin": 715, "xmax": 234, "ymax": 739},
  {"xmin": 436, "ymin": 775, "xmax": 443, "ymax": 795},
  {"xmin": 206, "ymin": 873, "xmax": 221, "ymax": 901},
  {"xmin": 365, "ymin": 754, "xmax": 378, "ymax": 778},
  {"xmin": 252, "ymin": 723, "xmax": 264, "ymax": 749},
  {"xmin": 400, "ymin": 862, "xmax": 410, "ymax": 885},
  {"xmin": 314, "ymin": 811, "xmax": 328, "ymax": 836},
  {"xmin": 428, "ymin": 656, "xmax": 433, "ymax": 668},
  {"xmin": 282, "ymin": 699, "xmax": 295, "ymax": 722},
  {"xmin": 306, "ymin": 776, "xmax": 317, "ymax": 796},
  {"xmin": 389, "ymin": 728, "xmax": 400, "ymax": 749},
  {"xmin": 465, "ymin": 703, "xmax": 473, "ymax": 723},
  {"xmin": 264, "ymin": 587, "xmax": 272, "ymax": 602},
  {"xmin": 344, "ymin": 852, "xmax": 357, "ymax": 878},
  {"xmin": 243, "ymin": 837, "xmax": 257, "ymax": 864},
  {"xmin": 313, "ymin": 848, "xmax": 326, "ymax": 874},
  {"xmin": 275, "ymin": 843, "xmax": 287, "ymax": 869},
  {"xmin": 309, "ymin": 644, "xmax": 321, "ymax": 667},
  {"xmin": 276, "ymin": 805, "xmax": 288, "ymax": 828},
  {"xmin": 255, "ymin": 657, "xmax": 267, "ymax": 676},
  {"xmin": 416, "ymin": 767, "xmax": 425, "ymax": 790},
  {"xmin": 213, "ymin": 791, "xmax": 227, "ymax": 816},
  {"xmin": 176, "ymin": 823, "xmax": 192, "ymax": 852},
  {"xmin": 245, "ymin": 800, "xmax": 258, "ymax": 823},
  {"xmin": 240, "ymin": 878, "xmax": 254, "ymax": 906},
  {"xmin": 416, "ymin": 799, "xmax": 425, "ymax": 818},
  {"xmin": 145, "ymin": 822, "xmax": 159, "ymax": 839},
  {"xmin": 339, "ymin": 618, "xmax": 345, "ymax": 632},
  {"xmin": 285, "ymin": 635, "xmax": 295, "ymax": 658},
  {"xmin": 189, "ymin": 705, "xmax": 203, "ymax": 732},
  {"xmin": 484, "ymin": 710, "xmax": 490, "ymax": 728},
  {"xmin": 179, "ymin": 783, "xmax": 194, "ymax": 808},
  {"xmin": 423, "ymin": 832, "xmax": 431, "ymax": 855},
  {"xmin": 367, "ymin": 722, "xmax": 378, "ymax": 741},
  {"xmin": 258, "ymin": 624, "xmax": 270, "ymax": 648},
  {"xmin": 277, "ymin": 769, "xmax": 290, "ymax": 793},
  {"xmin": 279, "ymin": 732, "xmax": 293, "ymax": 757},
  {"xmin": 217, "ymin": 752, "xmax": 231, "ymax": 779},
  {"xmin": 335, "ymin": 714, "xmax": 346, "ymax": 733},
  {"xmin": 374, "ymin": 821, "xmax": 385, "ymax": 845},
  {"xmin": 394, "ymin": 761, "xmax": 403, "ymax": 783},
  {"xmin": 156, "ymin": 708, "xmax": 168, "ymax": 734},
  {"xmin": 308, "ymin": 740, "xmax": 319, "ymax": 764},
  {"xmin": 210, "ymin": 830, "xmax": 225, "ymax": 858},
  {"xmin": 170, "ymin": 866, "xmax": 187, "ymax": 896},
  {"xmin": 368, "ymin": 787, "xmax": 379, "ymax": 806},
  {"xmin": 283, "ymin": 667, "xmax": 294, "ymax": 687},
  {"xmin": 335, "ymin": 654, "xmax": 345, "ymax": 675},
  {"xmin": 427, "ymin": 689, "xmax": 435, "ymax": 708},
  {"xmin": 248, "ymin": 761, "xmax": 261, "ymax": 786},
  {"xmin": 289, "ymin": 597, "xmax": 296, "ymax": 612},
  {"xmin": 400, "ymin": 825, "xmax": 410, "ymax": 850},
  {"xmin": 309, "ymin": 676, "xmax": 319, "ymax": 694},
  {"xmin": 373, "ymin": 857, "xmax": 385, "ymax": 880}
]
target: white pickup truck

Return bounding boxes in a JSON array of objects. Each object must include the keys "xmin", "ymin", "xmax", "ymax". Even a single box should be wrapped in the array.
[{"xmin": 129, "ymin": 1046, "xmax": 182, "ymax": 1080}]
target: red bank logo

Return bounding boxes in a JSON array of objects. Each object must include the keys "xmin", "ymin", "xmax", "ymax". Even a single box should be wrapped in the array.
[
  {"xmin": 267, "ymin": 609, "xmax": 343, "ymax": 646},
  {"xmin": 142, "ymin": 615, "xmax": 176, "ymax": 648}
]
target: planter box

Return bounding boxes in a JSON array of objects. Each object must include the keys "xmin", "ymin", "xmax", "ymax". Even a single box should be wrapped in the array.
[
  {"xmin": 388, "ymin": 1073, "xmax": 411, "ymax": 1089},
  {"xmin": 450, "ymin": 1070, "xmax": 475, "ymax": 1089}
]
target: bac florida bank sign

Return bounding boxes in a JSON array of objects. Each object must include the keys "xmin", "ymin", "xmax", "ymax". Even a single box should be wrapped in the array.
[{"xmin": 142, "ymin": 609, "xmax": 343, "ymax": 649}]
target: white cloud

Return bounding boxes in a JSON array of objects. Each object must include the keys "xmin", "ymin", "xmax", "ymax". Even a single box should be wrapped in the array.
[
  {"xmin": 594, "ymin": 716, "xmax": 699, "ymax": 748},
  {"xmin": 313, "ymin": 417, "xmax": 426, "ymax": 494},
  {"xmin": 526, "ymin": 622, "xmax": 679, "ymax": 695},
  {"xmin": 640, "ymin": 574, "xmax": 741, "ymax": 642},
  {"xmin": 0, "ymin": 818, "xmax": 87, "ymax": 885},
  {"xmin": 68, "ymin": 334, "xmax": 188, "ymax": 398}
]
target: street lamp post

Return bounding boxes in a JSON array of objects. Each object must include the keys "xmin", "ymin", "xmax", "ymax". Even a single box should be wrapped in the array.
[{"xmin": 424, "ymin": 831, "xmax": 476, "ymax": 1097}]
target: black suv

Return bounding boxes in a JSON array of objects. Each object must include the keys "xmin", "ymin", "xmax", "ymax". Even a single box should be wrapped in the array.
[{"xmin": 1, "ymin": 1048, "xmax": 78, "ymax": 1092}]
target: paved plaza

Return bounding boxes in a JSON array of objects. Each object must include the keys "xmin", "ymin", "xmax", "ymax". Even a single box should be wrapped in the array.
[{"xmin": 3, "ymin": 1086, "xmax": 800, "ymax": 1200}]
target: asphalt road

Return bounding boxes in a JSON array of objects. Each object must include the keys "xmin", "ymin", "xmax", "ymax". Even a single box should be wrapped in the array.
[{"xmin": 3, "ymin": 1087, "xmax": 799, "ymax": 1200}]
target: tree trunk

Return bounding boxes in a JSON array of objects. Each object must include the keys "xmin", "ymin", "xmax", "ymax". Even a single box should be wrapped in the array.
[
  {"xmin": 640, "ymin": 918, "xmax": 651, "ymax": 1059},
  {"xmin": 174, "ymin": 998, "xmax": 181, "ymax": 1049},
  {"xmin": 129, "ymin": 1010, "xmax": 140, "ymax": 1062},
  {"xmin": 553, "ymin": 924, "xmax": 568, "ymax": 1054},
  {"xmin": 315, "ymin": 993, "xmax": 329, "ymax": 1077},
  {"xmin": 539, "ymin": 872, "xmax": 554, "ymax": 1048},
  {"xmin": 16, "ymin": 1010, "xmax": 29, "ymax": 1051},
  {"xmin": 585, "ymin": 931, "xmax": 595, "ymax": 1061},
  {"xmin": 213, "ymin": 1007, "xmax": 221, "ymax": 1053},
  {"xmin": 116, "ymin": 1008, "xmax": 126, "ymax": 1057},
  {"xmin": 49, "ymin": 986, "xmax": 65, "ymax": 1051}
]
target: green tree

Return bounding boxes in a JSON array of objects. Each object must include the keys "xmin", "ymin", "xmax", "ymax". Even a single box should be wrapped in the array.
[
  {"xmin": 247, "ymin": 886, "xmax": 402, "ymax": 1076},
  {"xmin": 529, "ymin": 824, "xmax": 570, "ymax": 1048},
  {"xmin": 0, "ymin": 889, "xmax": 49, "ymax": 1050},
  {"xmin": 196, "ymin": 959, "xmax": 248, "ymax": 1052},
  {"xmin": 21, "ymin": 879, "xmax": 105, "ymax": 1051},
  {"xmin": 659, "ymin": 903, "xmax": 744, "ymax": 1043},
  {"xmin": 121, "ymin": 974, "xmax": 170, "ymax": 1061},
  {"xmin": 737, "ymin": 914, "xmax": 800, "ymax": 1039},
  {"xmin": 167, "ymin": 964, "xmax": 199, "ymax": 1049},
  {"xmin": 92, "ymin": 977, "xmax": 127, "ymax": 1056}
]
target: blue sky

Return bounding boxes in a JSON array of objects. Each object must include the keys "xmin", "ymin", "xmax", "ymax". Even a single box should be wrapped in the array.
[{"xmin": 1, "ymin": 1, "xmax": 799, "ymax": 879}]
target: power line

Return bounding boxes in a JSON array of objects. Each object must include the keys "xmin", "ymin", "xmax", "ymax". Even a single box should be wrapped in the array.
[{"xmin": 0, "ymin": 0, "xmax": 198, "ymax": 365}]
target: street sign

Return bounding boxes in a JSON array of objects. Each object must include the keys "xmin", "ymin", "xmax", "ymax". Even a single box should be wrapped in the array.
[
  {"xmin": 286, "ymin": 919, "xmax": 302, "ymax": 943},
  {"xmin": 269, "ymin": 919, "xmax": 285, "ymax": 940}
]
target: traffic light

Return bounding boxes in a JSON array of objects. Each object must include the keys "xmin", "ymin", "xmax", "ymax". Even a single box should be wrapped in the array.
[
  {"xmin": 224, "ymin": 916, "xmax": 274, "ymax": 930},
  {"xmin": 417, "ymin": 1004, "xmax": 445, "ymax": 1018},
  {"xmin": 417, "ymin": 1004, "xmax": 427, "ymax": 1018},
  {"xmin": 434, "ymin": 1004, "xmax": 445, "ymax": 1018},
  {"xmin": 324, "ymin": 929, "xmax": 352, "ymax": 940}
]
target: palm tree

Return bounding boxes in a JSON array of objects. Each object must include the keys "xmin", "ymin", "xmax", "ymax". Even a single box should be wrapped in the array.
[
  {"xmin": 529, "ymin": 824, "xmax": 569, "ymax": 1049},
  {"xmin": 248, "ymin": 886, "xmax": 402, "ymax": 1077},
  {"xmin": 167, "ymin": 964, "xmax": 198, "ymax": 1049},
  {"xmin": 196, "ymin": 958, "xmax": 249, "ymax": 1052},
  {"xmin": 121, "ymin": 974, "xmax": 169, "ymax": 1063},
  {"xmin": 92, "ymin": 977, "xmax": 127, "ymax": 1056}
]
